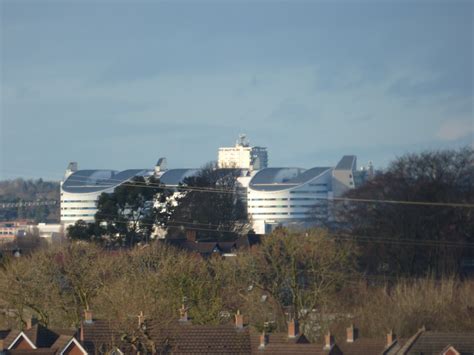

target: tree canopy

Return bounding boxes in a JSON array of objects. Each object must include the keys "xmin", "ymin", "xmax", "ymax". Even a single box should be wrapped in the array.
[
  {"xmin": 337, "ymin": 147, "xmax": 474, "ymax": 277},
  {"xmin": 68, "ymin": 176, "xmax": 172, "ymax": 247},
  {"xmin": 167, "ymin": 162, "xmax": 249, "ymax": 241},
  {"xmin": 0, "ymin": 178, "xmax": 59, "ymax": 222}
]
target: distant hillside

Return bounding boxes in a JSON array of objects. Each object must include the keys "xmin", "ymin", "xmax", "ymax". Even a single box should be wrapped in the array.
[{"xmin": 0, "ymin": 178, "xmax": 60, "ymax": 222}]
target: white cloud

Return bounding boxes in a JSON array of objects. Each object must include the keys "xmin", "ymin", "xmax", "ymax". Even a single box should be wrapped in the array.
[{"xmin": 436, "ymin": 119, "xmax": 474, "ymax": 141}]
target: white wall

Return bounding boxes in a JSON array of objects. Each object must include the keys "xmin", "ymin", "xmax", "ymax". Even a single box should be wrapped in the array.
[{"xmin": 247, "ymin": 169, "xmax": 332, "ymax": 234}]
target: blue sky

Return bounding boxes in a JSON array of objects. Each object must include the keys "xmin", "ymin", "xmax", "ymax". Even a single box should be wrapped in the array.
[{"xmin": 1, "ymin": 0, "xmax": 473, "ymax": 180}]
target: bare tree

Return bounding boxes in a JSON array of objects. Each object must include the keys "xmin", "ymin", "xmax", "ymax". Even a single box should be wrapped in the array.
[
  {"xmin": 336, "ymin": 147, "xmax": 474, "ymax": 276},
  {"xmin": 239, "ymin": 228, "xmax": 357, "ymax": 329}
]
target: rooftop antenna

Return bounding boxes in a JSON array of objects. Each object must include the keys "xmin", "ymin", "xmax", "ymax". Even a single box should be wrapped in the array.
[{"xmin": 237, "ymin": 134, "xmax": 249, "ymax": 147}]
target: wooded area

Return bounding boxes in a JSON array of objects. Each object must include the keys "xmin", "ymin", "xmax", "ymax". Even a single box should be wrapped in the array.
[
  {"xmin": 335, "ymin": 147, "xmax": 474, "ymax": 277},
  {"xmin": 1, "ymin": 230, "xmax": 473, "ymax": 342},
  {"xmin": 0, "ymin": 179, "xmax": 59, "ymax": 222}
]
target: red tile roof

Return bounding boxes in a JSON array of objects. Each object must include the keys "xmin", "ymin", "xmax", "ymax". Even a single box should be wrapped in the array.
[
  {"xmin": 249, "ymin": 332, "xmax": 340, "ymax": 355},
  {"xmin": 1, "ymin": 324, "xmax": 77, "ymax": 354},
  {"xmin": 337, "ymin": 338, "xmax": 388, "ymax": 355},
  {"xmin": 400, "ymin": 330, "xmax": 474, "ymax": 354},
  {"xmin": 81, "ymin": 319, "xmax": 252, "ymax": 354}
]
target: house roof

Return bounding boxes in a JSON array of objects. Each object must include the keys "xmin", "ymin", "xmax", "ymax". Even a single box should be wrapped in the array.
[
  {"xmin": 249, "ymin": 332, "xmax": 337, "ymax": 355},
  {"xmin": 336, "ymin": 338, "xmax": 388, "ymax": 355},
  {"xmin": 80, "ymin": 319, "xmax": 119, "ymax": 354},
  {"xmin": 2, "ymin": 324, "xmax": 77, "ymax": 353},
  {"xmin": 155, "ymin": 323, "xmax": 251, "ymax": 354},
  {"xmin": 163, "ymin": 234, "xmax": 259, "ymax": 256},
  {"xmin": 49, "ymin": 335, "xmax": 74, "ymax": 352},
  {"xmin": 81, "ymin": 319, "xmax": 252, "ymax": 354},
  {"xmin": 400, "ymin": 331, "xmax": 474, "ymax": 354},
  {"xmin": 23, "ymin": 324, "xmax": 60, "ymax": 348}
]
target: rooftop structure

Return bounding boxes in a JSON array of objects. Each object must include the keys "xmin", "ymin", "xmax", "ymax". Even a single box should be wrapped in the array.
[{"xmin": 218, "ymin": 134, "xmax": 268, "ymax": 170}]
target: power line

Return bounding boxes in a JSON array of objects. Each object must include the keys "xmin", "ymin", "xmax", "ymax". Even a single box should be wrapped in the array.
[
  {"xmin": 2, "ymin": 169, "xmax": 474, "ymax": 209},
  {"xmin": 65, "ymin": 212, "xmax": 474, "ymax": 249},
  {"xmin": 62, "ymin": 173, "xmax": 474, "ymax": 209}
]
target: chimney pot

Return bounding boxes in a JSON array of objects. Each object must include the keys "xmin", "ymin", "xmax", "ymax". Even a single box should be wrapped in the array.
[
  {"xmin": 84, "ymin": 309, "xmax": 93, "ymax": 324},
  {"xmin": 235, "ymin": 310, "xmax": 244, "ymax": 329},
  {"xmin": 386, "ymin": 330, "xmax": 397, "ymax": 346},
  {"xmin": 288, "ymin": 319, "xmax": 299, "ymax": 338},
  {"xmin": 80, "ymin": 323, "xmax": 84, "ymax": 343},
  {"xmin": 179, "ymin": 304, "xmax": 188, "ymax": 322},
  {"xmin": 259, "ymin": 332, "xmax": 268, "ymax": 349},
  {"xmin": 346, "ymin": 324, "xmax": 358, "ymax": 343},
  {"xmin": 324, "ymin": 331, "xmax": 335, "ymax": 350},
  {"xmin": 25, "ymin": 316, "xmax": 37, "ymax": 330},
  {"xmin": 186, "ymin": 230, "xmax": 197, "ymax": 242},
  {"xmin": 138, "ymin": 311, "xmax": 145, "ymax": 327}
]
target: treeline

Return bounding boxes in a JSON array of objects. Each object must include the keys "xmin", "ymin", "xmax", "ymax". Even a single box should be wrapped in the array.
[
  {"xmin": 68, "ymin": 147, "xmax": 474, "ymax": 278},
  {"xmin": 68, "ymin": 163, "xmax": 249, "ymax": 246},
  {"xmin": 334, "ymin": 147, "xmax": 474, "ymax": 277},
  {"xmin": 1, "ymin": 230, "xmax": 473, "ymax": 340},
  {"xmin": 0, "ymin": 178, "xmax": 59, "ymax": 222}
]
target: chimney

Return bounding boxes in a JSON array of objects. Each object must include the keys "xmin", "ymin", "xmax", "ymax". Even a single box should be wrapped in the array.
[
  {"xmin": 258, "ymin": 331, "xmax": 268, "ymax": 349},
  {"xmin": 324, "ymin": 331, "xmax": 335, "ymax": 350},
  {"xmin": 386, "ymin": 330, "xmax": 396, "ymax": 346},
  {"xmin": 288, "ymin": 319, "xmax": 299, "ymax": 338},
  {"xmin": 235, "ymin": 310, "xmax": 244, "ymax": 329},
  {"xmin": 346, "ymin": 324, "xmax": 358, "ymax": 343},
  {"xmin": 80, "ymin": 323, "xmax": 85, "ymax": 342},
  {"xmin": 138, "ymin": 311, "xmax": 145, "ymax": 327},
  {"xmin": 179, "ymin": 304, "xmax": 188, "ymax": 322},
  {"xmin": 186, "ymin": 230, "xmax": 197, "ymax": 242},
  {"xmin": 84, "ymin": 309, "xmax": 93, "ymax": 324},
  {"xmin": 25, "ymin": 316, "xmax": 37, "ymax": 330}
]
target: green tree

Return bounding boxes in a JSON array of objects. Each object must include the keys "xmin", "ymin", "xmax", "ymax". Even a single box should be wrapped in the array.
[
  {"xmin": 67, "ymin": 220, "xmax": 103, "ymax": 242},
  {"xmin": 68, "ymin": 176, "xmax": 172, "ymax": 247},
  {"xmin": 168, "ymin": 162, "xmax": 249, "ymax": 241}
]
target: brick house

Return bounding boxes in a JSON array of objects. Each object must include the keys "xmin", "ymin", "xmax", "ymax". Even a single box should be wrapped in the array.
[
  {"xmin": 0, "ymin": 320, "xmax": 87, "ymax": 355},
  {"xmin": 2, "ymin": 313, "xmax": 473, "ymax": 354}
]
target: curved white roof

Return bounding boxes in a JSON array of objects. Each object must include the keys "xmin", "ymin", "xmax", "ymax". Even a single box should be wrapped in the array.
[
  {"xmin": 158, "ymin": 169, "xmax": 198, "ymax": 186},
  {"xmin": 249, "ymin": 167, "xmax": 331, "ymax": 191},
  {"xmin": 62, "ymin": 169, "xmax": 152, "ymax": 193},
  {"xmin": 62, "ymin": 168, "xmax": 199, "ymax": 194}
]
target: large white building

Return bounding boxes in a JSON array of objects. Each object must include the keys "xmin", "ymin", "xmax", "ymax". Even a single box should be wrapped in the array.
[
  {"xmin": 60, "ymin": 160, "xmax": 197, "ymax": 226},
  {"xmin": 218, "ymin": 134, "xmax": 268, "ymax": 170},
  {"xmin": 60, "ymin": 151, "xmax": 362, "ymax": 235},
  {"xmin": 60, "ymin": 164, "xmax": 152, "ymax": 226},
  {"xmin": 246, "ymin": 156, "xmax": 357, "ymax": 234}
]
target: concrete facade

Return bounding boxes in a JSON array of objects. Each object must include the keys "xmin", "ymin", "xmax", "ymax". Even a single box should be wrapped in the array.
[
  {"xmin": 218, "ymin": 134, "xmax": 268, "ymax": 170},
  {"xmin": 247, "ymin": 156, "xmax": 357, "ymax": 234}
]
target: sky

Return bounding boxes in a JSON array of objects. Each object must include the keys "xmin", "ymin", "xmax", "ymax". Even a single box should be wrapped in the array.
[{"xmin": 1, "ymin": 0, "xmax": 473, "ymax": 180}]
